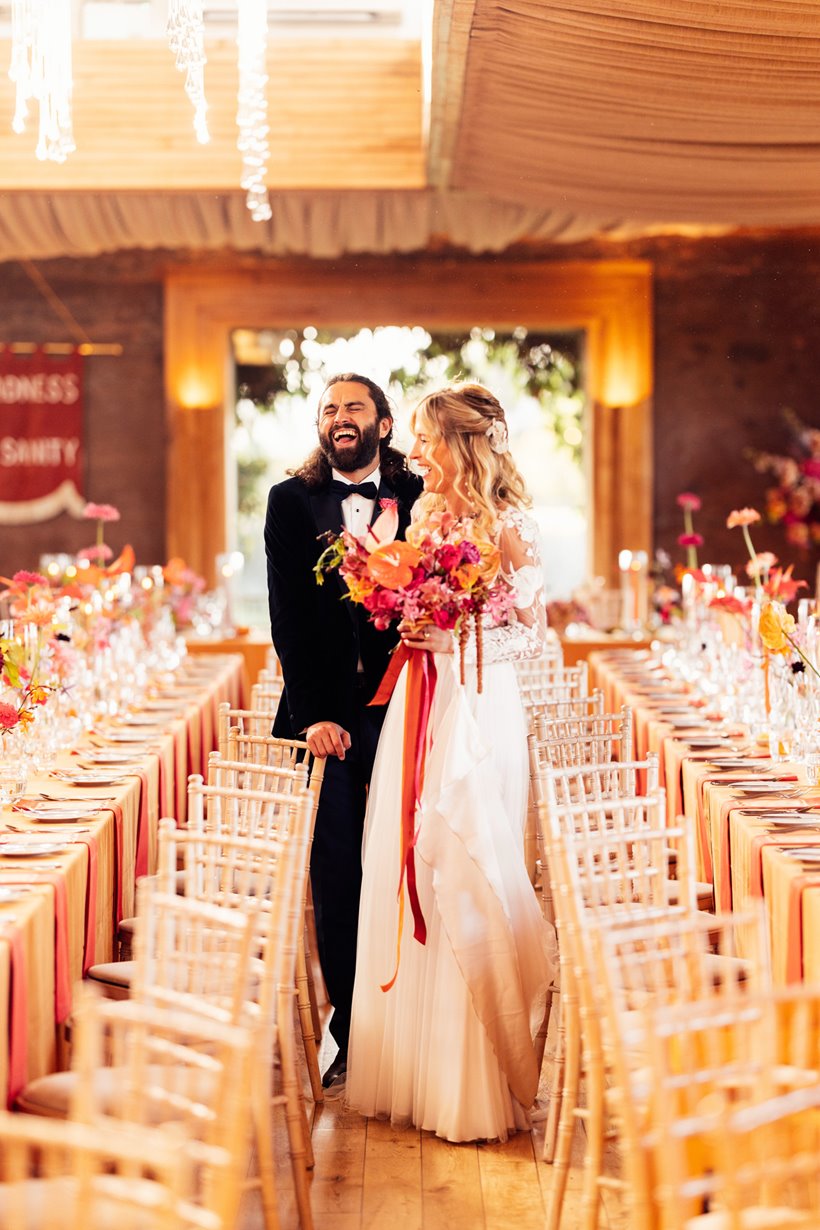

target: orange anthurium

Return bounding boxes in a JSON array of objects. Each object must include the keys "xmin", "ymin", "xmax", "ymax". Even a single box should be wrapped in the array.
[
  {"xmin": 366, "ymin": 542, "xmax": 422, "ymax": 590},
  {"xmin": 163, "ymin": 557, "xmax": 189, "ymax": 586},
  {"xmin": 107, "ymin": 544, "xmax": 135, "ymax": 575}
]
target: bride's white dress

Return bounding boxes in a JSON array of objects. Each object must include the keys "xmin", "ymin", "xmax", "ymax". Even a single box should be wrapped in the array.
[{"xmin": 346, "ymin": 509, "xmax": 556, "ymax": 1143}]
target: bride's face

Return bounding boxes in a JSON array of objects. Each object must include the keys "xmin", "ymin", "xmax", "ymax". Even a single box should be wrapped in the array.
[{"xmin": 410, "ymin": 427, "xmax": 457, "ymax": 496}]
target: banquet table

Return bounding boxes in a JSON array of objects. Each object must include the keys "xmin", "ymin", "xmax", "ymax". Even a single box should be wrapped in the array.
[
  {"xmin": 0, "ymin": 652, "xmax": 244, "ymax": 1108},
  {"xmin": 589, "ymin": 649, "xmax": 820, "ymax": 986}
]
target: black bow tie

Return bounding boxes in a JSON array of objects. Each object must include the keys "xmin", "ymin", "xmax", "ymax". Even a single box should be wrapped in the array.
[{"xmin": 329, "ymin": 479, "xmax": 378, "ymax": 500}]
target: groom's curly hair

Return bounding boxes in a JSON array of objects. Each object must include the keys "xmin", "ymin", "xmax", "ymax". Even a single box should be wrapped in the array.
[{"xmin": 291, "ymin": 372, "xmax": 416, "ymax": 492}]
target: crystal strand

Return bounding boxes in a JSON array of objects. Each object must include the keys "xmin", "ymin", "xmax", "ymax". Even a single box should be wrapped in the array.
[
  {"xmin": 167, "ymin": 0, "xmax": 210, "ymax": 145},
  {"xmin": 237, "ymin": 0, "xmax": 272, "ymax": 222},
  {"xmin": 9, "ymin": 0, "xmax": 74, "ymax": 161}
]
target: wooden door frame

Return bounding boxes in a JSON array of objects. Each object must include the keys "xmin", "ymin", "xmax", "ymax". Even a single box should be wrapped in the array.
[{"xmin": 164, "ymin": 257, "xmax": 653, "ymax": 588}]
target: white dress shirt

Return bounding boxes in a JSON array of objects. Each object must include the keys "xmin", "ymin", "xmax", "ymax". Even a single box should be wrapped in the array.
[{"xmin": 332, "ymin": 465, "xmax": 381, "ymax": 539}]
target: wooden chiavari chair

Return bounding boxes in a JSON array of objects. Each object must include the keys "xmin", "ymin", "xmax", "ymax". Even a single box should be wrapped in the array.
[
  {"xmin": 0, "ymin": 1110, "xmax": 191, "ymax": 1230},
  {"xmin": 645, "ymin": 987, "xmax": 820, "ymax": 1230},
  {"xmin": 538, "ymin": 782, "xmax": 695, "ymax": 1230},
  {"xmin": 220, "ymin": 728, "xmax": 327, "ymax": 1098},
  {"xmin": 590, "ymin": 908, "xmax": 771, "ymax": 1230},
  {"xmin": 156, "ymin": 812, "xmax": 316, "ymax": 1230}
]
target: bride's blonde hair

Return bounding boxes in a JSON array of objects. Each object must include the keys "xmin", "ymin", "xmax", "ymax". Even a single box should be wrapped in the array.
[{"xmin": 411, "ymin": 382, "xmax": 530, "ymax": 537}]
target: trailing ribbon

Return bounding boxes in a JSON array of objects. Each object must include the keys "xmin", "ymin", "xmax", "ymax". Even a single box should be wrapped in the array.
[{"xmin": 370, "ymin": 643, "xmax": 437, "ymax": 992}]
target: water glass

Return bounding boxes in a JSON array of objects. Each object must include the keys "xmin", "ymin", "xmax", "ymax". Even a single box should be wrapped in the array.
[{"xmin": 0, "ymin": 760, "xmax": 28, "ymax": 807}]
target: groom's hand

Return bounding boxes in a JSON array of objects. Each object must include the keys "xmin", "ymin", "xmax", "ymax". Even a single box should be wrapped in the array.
[{"xmin": 305, "ymin": 721, "xmax": 352, "ymax": 760}]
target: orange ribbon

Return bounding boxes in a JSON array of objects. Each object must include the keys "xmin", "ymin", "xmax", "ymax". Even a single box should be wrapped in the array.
[{"xmin": 370, "ymin": 643, "xmax": 437, "ymax": 991}]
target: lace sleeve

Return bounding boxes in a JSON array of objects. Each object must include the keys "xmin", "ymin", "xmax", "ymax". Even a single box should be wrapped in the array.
[{"xmin": 467, "ymin": 510, "xmax": 548, "ymax": 666}]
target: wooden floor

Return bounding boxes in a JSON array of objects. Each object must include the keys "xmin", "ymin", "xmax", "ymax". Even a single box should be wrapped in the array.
[{"xmin": 238, "ymin": 1014, "xmax": 629, "ymax": 1230}]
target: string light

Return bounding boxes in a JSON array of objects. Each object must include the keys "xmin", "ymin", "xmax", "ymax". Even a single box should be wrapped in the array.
[
  {"xmin": 167, "ymin": 0, "xmax": 210, "ymax": 144},
  {"xmin": 236, "ymin": 0, "xmax": 272, "ymax": 222},
  {"xmin": 9, "ymin": 0, "xmax": 75, "ymax": 162}
]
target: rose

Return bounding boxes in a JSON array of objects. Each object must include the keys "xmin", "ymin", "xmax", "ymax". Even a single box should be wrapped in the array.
[
  {"xmin": 759, "ymin": 602, "xmax": 796, "ymax": 656},
  {"xmin": 0, "ymin": 703, "xmax": 19, "ymax": 731}
]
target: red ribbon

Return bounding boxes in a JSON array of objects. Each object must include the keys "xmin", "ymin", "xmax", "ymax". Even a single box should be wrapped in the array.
[{"xmin": 370, "ymin": 643, "xmax": 437, "ymax": 991}]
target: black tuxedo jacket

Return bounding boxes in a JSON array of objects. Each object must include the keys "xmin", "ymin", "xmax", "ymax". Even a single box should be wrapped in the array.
[{"xmin": 264, "ymin": 470, "xmax": 423, "ymax": 739}]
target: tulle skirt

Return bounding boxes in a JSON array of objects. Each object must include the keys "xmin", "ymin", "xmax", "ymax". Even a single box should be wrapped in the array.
[{"xmin": 346, "ymin": 654, "xmax": 556, "ymax": 1143}]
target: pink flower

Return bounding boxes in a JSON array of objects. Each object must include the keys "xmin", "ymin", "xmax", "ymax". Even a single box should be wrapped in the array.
[
  {"xmin": 11, "ymin": 570, "xmax": 47, "ymax": 587},
  {"xmin": 676, "ymin": 492, "xmax": 701, "ymax": 511},
  {"xmin": 677, "ymin": 533, "xmax": 704, "ymax": 548},
  {"xmin": 745, "ymin": 552, "xmax": 778, "ymax": 579},
  {"xmin": 83, "ymin": 503, "xmax": 121, "ymax": 523},
  {"xmin": 76, "ymin": 544, "xmax": 114, "ymax": 563},
  {"xmin": 726, "ymin": 507, "xmax": 761, "ymax": 529},
  {"xmin": 0, "ymin": 703, "xmax": 19, "ymax": 731}
]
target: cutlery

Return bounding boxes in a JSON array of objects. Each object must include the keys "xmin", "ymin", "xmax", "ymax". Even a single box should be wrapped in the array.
[{"xmin": 5, "ymin": 824, "xmax": 92, "ymax": 835}]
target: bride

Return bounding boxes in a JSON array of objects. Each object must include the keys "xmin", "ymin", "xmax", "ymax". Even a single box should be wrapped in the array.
[{"xmin": 346, "ymin": 381, "xmax": 556, "ymax": 1143}]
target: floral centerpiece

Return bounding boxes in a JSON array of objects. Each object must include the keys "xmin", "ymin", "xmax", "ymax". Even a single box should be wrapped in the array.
[{"xmin": 748, "ymin": 410, "xmax": 820, "ymax": 552}]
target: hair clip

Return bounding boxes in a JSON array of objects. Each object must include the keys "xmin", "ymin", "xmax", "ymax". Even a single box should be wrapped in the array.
[{"xmin": 485, "ymin": 419, "xmax": 509, "ymax": 455}]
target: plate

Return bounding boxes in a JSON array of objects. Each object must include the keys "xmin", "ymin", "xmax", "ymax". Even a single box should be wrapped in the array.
[
  {"xmin": 51, "ymin": 772, "xmax": 125, "ymax": 787},
  {"xmin": 0, "ymin": 842, "xmax": 66, "ymax": 857},
  {"xmin": 16, "ymin": 809, "xmax": 95, "ymax": 822},
  {"xmin": 762, "ymin": 814, "xmax": 820, "ymax": 826},
  {"xmin": 81, "ymin": 751, "xmax": 142, "ymax": 764},
  {"xmin": 0, "ymin": 886, "xmax": 28, "ymax": 902},
  {"xmin": 733, "ymin": 781, "xmax": 800, "ymax": 795},
  {"xmin": 683, "ymin": 736, "xmax": 734, "ymax": 748},
  {"xmin": 98, "ymin": 731, "xmax": 161, "ymax": 743},
  {"xmin": 122, "ymin": 713, "xmax": 171, "ymax": 724},
  {"xmin": 706, "ymin": 759, "xmax": 771, "ymax": 770},
  {"xmin": 784, "ymin": 849, "xmax": 820, "ymax": 863}
]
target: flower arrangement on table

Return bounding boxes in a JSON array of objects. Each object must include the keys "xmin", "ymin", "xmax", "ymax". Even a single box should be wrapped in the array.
[
  {"xmin": 315, "ymin": 499, "xmax": 515, "ymax": 986},
  {"xmin": 0, "ymin": 571, "xmax": 58, "ymax": 736},
  {"xmin": 162, "ymin": 558, "xmax": 206, "ymax": 629},
  {"xmin": 748, "ymin": 410, "xmax": 820, "ymax": 552},
  {"xmin": 726, "ymin": 507, "xmax": 817, "ymax": 720}
]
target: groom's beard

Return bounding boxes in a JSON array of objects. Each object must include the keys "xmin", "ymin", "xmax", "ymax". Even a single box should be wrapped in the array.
[{"xmin": 319, "ymin": 420, "xmax": 382, "ymax": 473}]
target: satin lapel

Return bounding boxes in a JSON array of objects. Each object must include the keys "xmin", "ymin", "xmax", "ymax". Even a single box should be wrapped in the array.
[{"xmin": 309, "ymin": 487, "xmax": 356, "ymax": 626}]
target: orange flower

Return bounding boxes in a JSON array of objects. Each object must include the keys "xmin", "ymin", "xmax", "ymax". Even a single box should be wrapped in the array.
[
  {"xmin": 366, "ymin": 541, "xmax": 422, "ymax": 590},
  {"xmin": 107, "ymin": 544, "xmax": 135, "ymax": 575},
  {"xmin": 758, "ymin": 602, "xmax": 796, "ymax": 656},
  {"xmin": 454, "ymin": 563, "xmax": 480, "ymax": 590},
  {"xmin": 726, "ymin": 507, "xmax": 761, "ymax": 529}
]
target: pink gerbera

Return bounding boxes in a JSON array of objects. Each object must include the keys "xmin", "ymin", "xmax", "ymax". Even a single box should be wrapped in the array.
[
  {"xmin": 12, "ymin": 570, "xmax": 47, "ymax": 587},
  {"xmin": 677, "ymin": 533, "xmax": 704, "ymax": 548},
  {"xmin": 77, "ymin": 544, "xmax": 114, "ymax": 563},
  {"xmin": 676, "ymin": 492, "xmax": 701, "ymax": 511},
  {"xmin": 83, "ymin": 503, "xmax": 121, "ymax": 523}
]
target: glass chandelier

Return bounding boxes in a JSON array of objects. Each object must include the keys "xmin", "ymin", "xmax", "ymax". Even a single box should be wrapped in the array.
[
  {"xmin": 8, "ymin": 0, "xmax": 75, "ymax": 162},
  {"xmin": 236, "ymin": 0, "xmax": 273, "ymax": 222},
  {"xmin": 167, "ymin": 0, "xmax": 210, "ymax": 145}
]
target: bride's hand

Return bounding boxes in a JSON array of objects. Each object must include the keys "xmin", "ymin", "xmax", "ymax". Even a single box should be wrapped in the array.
[{"xmin": 399, "ymin": 623, "xmax": 453, "ymax": 654}]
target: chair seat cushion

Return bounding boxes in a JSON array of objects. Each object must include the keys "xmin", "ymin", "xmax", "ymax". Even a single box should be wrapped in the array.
[
  {"xmin": 0, "ymin": 1175, "xmax": 175, "ymax": 1229},
  {"xmin": 16, "ymin": 1065, "xmax": 217, "ymax": 1121},
  {"xmin": 84, "ymin": 959, "xmax": 134, "ymax": 998}
]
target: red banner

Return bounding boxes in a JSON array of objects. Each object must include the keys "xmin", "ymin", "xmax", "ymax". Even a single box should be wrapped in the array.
[{"xmin": 0, "ymin": 350, "xmax": 85, "ymax": 523}]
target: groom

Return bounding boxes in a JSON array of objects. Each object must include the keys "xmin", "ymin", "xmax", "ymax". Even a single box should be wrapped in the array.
[{"xmin": 265, "ymin": 373, "xmax": 422, "ymax": 1092}]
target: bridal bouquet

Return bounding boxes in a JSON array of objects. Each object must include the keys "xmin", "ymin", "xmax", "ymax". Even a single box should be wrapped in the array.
[{"xmin": 315, "ymin": 500, "xmax": 515, "ymax": 691}]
